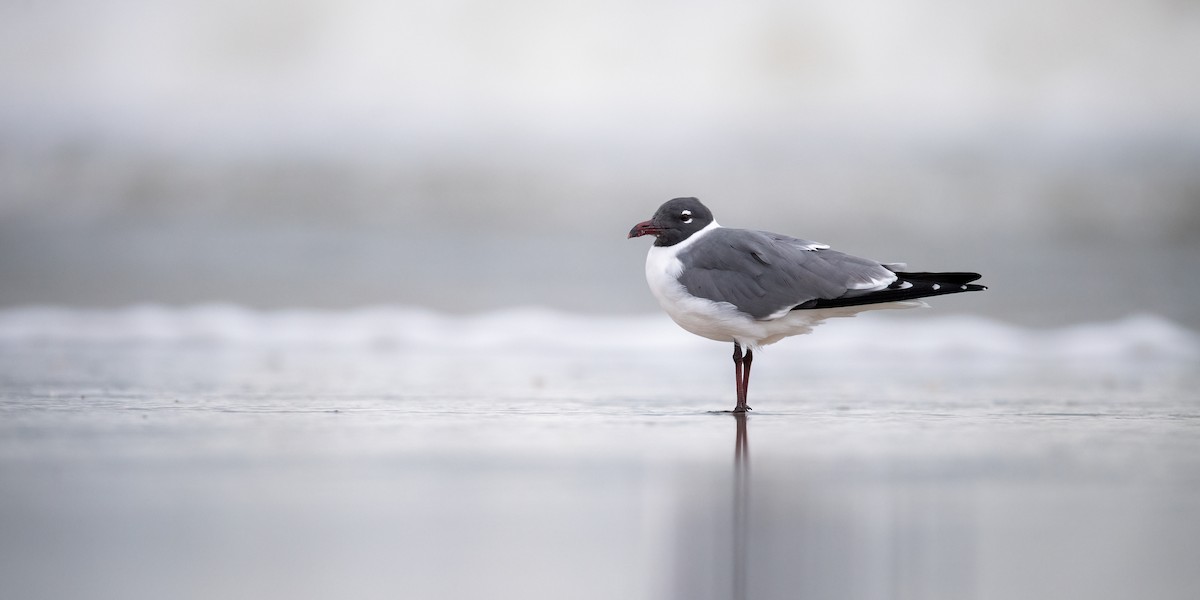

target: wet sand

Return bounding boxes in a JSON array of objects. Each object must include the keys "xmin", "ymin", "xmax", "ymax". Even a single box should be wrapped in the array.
[{"xmin": 1, "ymin": 309, "xmax": 1198, "ymax": 599}]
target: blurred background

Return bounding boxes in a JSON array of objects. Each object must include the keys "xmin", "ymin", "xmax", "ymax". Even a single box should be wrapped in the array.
[
  {"xmin": 4, "ymin": 4, "xmax": 1200, "ymax": 600},
  {"xmin": 1, "ymin": 0, "xmax": 1198, "ymax": 326}
]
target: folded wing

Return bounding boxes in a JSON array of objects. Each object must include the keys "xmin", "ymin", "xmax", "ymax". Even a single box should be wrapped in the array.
[{"xmin": 676, "ymin": 228, "xmax": 899, "ymax": 319}]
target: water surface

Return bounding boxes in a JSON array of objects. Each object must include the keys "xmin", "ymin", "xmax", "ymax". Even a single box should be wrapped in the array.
[{"xmin": 1, "ymin": 307, "xmax": 1198, "ymax": 599}]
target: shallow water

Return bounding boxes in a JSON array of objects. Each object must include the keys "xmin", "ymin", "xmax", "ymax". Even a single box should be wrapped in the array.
[{"xmin": 1, "ymin": 307, "xmax": 1198, "ymax": 600}]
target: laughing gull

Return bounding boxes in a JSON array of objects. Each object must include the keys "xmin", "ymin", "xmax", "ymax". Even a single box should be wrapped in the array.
[{"xmin": 628, "ymin": 197, "xmax": 986, "ymax": 412}]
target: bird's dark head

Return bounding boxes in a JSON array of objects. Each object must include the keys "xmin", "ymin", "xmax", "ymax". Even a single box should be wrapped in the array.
[{"xmin": 628, "ymin": 197, "xmax": 715, "ymax": 247}]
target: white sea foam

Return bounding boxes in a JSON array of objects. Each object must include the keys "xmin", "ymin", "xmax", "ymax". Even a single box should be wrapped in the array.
[{"xmin": 0, "ymin": 305, "xmax": 1196, "ymax": 362}]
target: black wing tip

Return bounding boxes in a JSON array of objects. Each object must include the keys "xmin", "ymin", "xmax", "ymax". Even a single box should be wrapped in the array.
[
  {"xmin": 794, "ymin": 274, "xmax": 987, "ymax": 311},
  {"xmin": 893, "ymin": 271, "xmax": 983, "ymax": 285}
]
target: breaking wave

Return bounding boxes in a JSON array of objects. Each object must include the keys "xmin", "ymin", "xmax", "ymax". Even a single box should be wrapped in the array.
[{"xmin": 0, "ymin": 305, "xmax": 1195, "ymax": 362}]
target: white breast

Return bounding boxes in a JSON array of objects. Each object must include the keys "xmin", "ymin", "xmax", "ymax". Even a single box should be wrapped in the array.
[{"xmin": 644, "ymin": 221, "xmax": 755, "ymax": 344}]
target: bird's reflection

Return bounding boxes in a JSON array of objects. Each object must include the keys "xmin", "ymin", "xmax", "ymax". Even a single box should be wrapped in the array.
[
  {"xmin": 674, "ymin": 410, "xmax": 984, "ymax": 599},
  {"xmin": 732, "ymin": 412, "xmax": 749, "ymax": 600}
]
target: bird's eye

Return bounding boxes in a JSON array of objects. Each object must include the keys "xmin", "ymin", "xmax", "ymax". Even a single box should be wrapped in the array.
[{"xmin": 681, "ymin": 210, "xmax": 693, "ymax": 223}]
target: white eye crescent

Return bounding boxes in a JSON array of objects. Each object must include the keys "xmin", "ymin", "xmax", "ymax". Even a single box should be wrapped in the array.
[{"xmin": 681, "ymin": 210, "xmax": 693, "ymax": 223}]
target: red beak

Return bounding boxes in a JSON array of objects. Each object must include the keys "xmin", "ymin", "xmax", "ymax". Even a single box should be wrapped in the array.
[{"xmin": 628, "ymin": 220, "xmax": 661, "ymax": 239}]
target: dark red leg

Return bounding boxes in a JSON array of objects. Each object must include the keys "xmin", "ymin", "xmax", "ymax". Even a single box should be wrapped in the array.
[
  {"xmin": 733, "ymin": 343, "xmax": 753, "ymax": 413},
  {"xmin": 740, "ymin": 348, "xmax": 753, "ymax": 412},
  {"xmin": 732, "ymin": 343, "xmax": 745, "ymax": 411}
]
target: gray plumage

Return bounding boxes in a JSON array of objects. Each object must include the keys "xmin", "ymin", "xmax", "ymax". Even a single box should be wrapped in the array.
[{"xmin": 675, "ymin": 228, "xmax": 896, "ymax": 320}]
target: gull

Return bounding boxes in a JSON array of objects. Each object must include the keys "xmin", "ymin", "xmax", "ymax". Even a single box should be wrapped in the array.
[{"xmin": 628, "ymin": 197, "xmax": 986, "ymax": 412}]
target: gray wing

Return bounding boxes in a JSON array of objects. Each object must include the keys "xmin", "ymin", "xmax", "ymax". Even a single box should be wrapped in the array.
[{"xmin": 676, "ymin": 228, "xmax": 897, "ymax": 319}]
